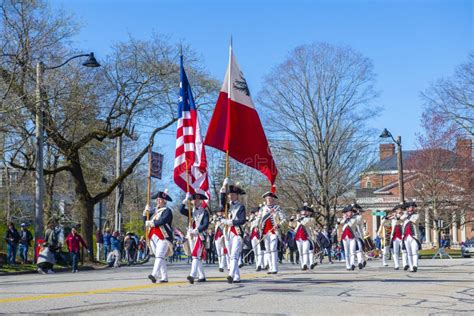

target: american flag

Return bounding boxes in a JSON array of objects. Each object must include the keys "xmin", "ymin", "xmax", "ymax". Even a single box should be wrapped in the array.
[{"xmin": 173, "ymin": 55, "xmax": 210, "ymax": 201}]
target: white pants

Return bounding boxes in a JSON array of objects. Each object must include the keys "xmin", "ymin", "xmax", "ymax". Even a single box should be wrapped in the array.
[
  {"xmin": 228, "ymin": 233, "xmax": 242, "ymax": 281},
  {"xmin": 391, "ymin": 238, "xmax": 407, "ymax": 269},
  {"xmin": 296, "ymin": 239, "xmax": 310, "ymax": 269},
  {"xmin": 382, "ymin": 246, "xmax": 390, "ymax": 266},
  {"xmin": 356, "ymin": 238, "xmax": 364, "ymax": 264},
  {"xmin": 215, "ymin": 237, "xmax": 228, "ymax": 270},
  {"xmin": 96, "ymin": 243, "xmax": 103, "ymax": 261},
  {"xmin": 343, "ymin": 237, "xmax": 356, "ymax": 269},
  {"xmin": 150, "ymin": 236, "xmax": 169, "ymax": 281},
  {"xmin": 189, "ymin": 237, "xmax": 205, "ymax": 279},
  {"xmin": 404, "ymin": 236, "xmax": 419, "ymax": 270},
  {"xmin": 107, "ymin": 249, "xmax": 120, "ymax": 267},
  {"xmin": 264, "ymin": 233, "xmax": 279, "ymax": 273},
  {"xmin": 251, "ymin": 237, "xmax": 264, "ymax": 269}
]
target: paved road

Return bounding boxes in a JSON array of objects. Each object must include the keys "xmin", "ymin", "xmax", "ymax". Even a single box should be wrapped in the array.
[{"xmin": 0, "ymin": 258, "xmax": 473, "ymax": 315}]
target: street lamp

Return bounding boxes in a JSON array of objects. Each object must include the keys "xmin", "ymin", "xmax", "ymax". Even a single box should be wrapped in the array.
[
  {"xmin": 35, "ymin": 52, "xmax": 100, "ymax": 246},
  {"xmin": 379, "ymin": 128, "xmax": 404, "ymax": 203}
]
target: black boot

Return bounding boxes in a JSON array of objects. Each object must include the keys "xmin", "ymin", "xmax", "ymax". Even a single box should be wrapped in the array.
[
  {"xmin": 404, "ymin": 265, "xmax": 409, "ymax": 271},
  {"xmin": 148, "ymin": 275, "xmax": 156, "ymax": 283},
  {"xmin": 187, "ymin": 276, "xmax": 194, "ymax": 284},
  {"xmin": 310, "ymin": 263, "xmax": 317, "ymax": 270},
  {"xmin": 351, "ymin": 264, "xmax": 356, "ymax": 271},
  {"xmin": 219, "ymin": 268, "xmax": 224, "ymax": 272},
  {"xmin": 256, "ymin": 266, "xmax": 261, "ymax": 272},
  {"xmin": 227, "ymin": 276, "xmax": 233, "ymax": 284},
  {"xmin": 358, "ymin": 263, "xmax": 363, "ymax": 270}
]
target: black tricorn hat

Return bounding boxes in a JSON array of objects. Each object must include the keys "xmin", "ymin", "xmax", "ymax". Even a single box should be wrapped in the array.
[
  {"xmin": 151, "ymin": 190, "xmax": 172, "ymax": 202},
  {"xmin": 300, "ymin": 203, "xmax": 314, "ymax": 213},
  {"xmin": 229, "ymin": 184, "xmax": 246, "ymax": 195},
  {"xmin": 351, "ymin": 203, "xmax": 363, "ymax": 211},
  {"xmin": 404, "ymin": 201, "xmax": 418, "ymax": 208},
  {"xmin": 342, "ymin": 204, "xmax": 354, "ymax": 213},
  {"xmin": 192, "ymin": 193, "xmax": 208, "ymax": 200},
  {"xmin": 392, "ymin": 203, "xmax": 405, "ymax": 211},
  {"xmin": 262, "ymin": 191, "xmax": 278, "ymax": 199}
]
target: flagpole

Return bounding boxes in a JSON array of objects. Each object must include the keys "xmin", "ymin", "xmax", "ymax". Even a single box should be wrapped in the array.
[
  {"xmin": 185, "ymin": 160, "xmax": 193, "ymax": 228},
  {"xmin": 224, "ymin": 37, "xmax": 232, "ymax": 219},
  {"xmin": 146, "ymin": 146, "xmax": 152, "ymax": 247}
]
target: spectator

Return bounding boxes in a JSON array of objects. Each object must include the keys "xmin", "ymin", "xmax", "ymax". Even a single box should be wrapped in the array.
[
  {"xmin": 107, "ymin": 231, "xmax": 121, "ymax": 268},
  {"xmin": 65, "ymin": 227, "xmax": 88, "ymax": 273},
  {"xmin": 37, "ymin": 242, "xmax": 56, "ymax": 274},
  {"xmin": 137, "ymin": 236, "xmax": 146, "ymax": 261},
  {"xmin": 103, "ymin": 228, "xmax": 111, "ymax": 259},
  {"xmin": 96, "ymin": 229, "xmax": 104, "ymax": 261},
  {"xmin": 242, "ymin": 232, "xmax": 252, "ymax": 264},
  {"xmin": 18, "ymin": 223, "xmax": 33, "ymax": 264},
  {"xmin": 205, "ymin": 230, "xmax": 214, "ymax": 264},
  {"xmin": 123, "ymin": 232, "xmax": 137, "ymax": 265},
  {"xmin": 5, "ymin": 222, "xmax": 20, "ymax": 264},
  {"xmin": 317, "ymin": 229, "xmax": 333, "ymax": 264},
  {"xmin": 286, "ymin": 227, "xmax": 299, "ymax": 264},
  {"xmin": 45, "ymin": 223, "xmax": 60, "ymax": 253}
]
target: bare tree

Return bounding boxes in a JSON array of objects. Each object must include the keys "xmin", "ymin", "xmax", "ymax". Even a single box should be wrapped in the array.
[
  {"xmin": 258, "ymin": 43, "xmax": 379, "ymax": 230},
  {"xmin": 422, "ymin": 52, "xmax": 474, "ymax": 137},
  {"xmin": 0, "ymin": 1, "xmax": 218, "ymax": 259}
]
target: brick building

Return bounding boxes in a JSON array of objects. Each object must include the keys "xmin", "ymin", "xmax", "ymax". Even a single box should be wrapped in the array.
[{"xmin": 355, "ymin": 139, "xmax": 473, "ymax": 248}]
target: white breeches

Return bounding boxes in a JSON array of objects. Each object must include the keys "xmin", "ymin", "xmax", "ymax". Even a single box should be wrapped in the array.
[
  {"xmin": 150, "ymin": 236, "xmax": 169, "ymax": 281},
  {"xmin": 189, "ymin": 237, "xmax": 205, "ymax": 279},
  {"xmin": 215, "ymin": 237, "xmax": 228, "ymax": 269},
  {"xmin": 228, "ymin": 233, "xmax": 242, "ymax": 281},
  {"xmin": 296, "ymin": 239, "xmax": 310, "ymax": 269},
  {"xmin": 343, "ymin": 237, "xmax": 356, "ymax": 269},
  {"xmin": 264, "ymin": 233, "xmax": 279, "ymax": 272},
  {"xmin": 355, "ymin": 238, "xmax": 364, "ymax": 264},
  {"xmin": 251, "ymin": 237, "xmax": 264, "ymax": 269},
  {"xmin": 391, "ymin": 238, "xmax": 407, "ymax": 268},
  {"xmin": 404, "ymin": 236, "xmax": 419, "ymax": 270}
]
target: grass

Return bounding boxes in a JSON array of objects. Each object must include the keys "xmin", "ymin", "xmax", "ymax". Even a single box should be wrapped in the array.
[
  {"xmin": 419, "ymin": 248, "xmax": 462, "ymax": 258},
  {"xmin": 0, "ymin": 263, "xmax": 38, "ymax": 273}
]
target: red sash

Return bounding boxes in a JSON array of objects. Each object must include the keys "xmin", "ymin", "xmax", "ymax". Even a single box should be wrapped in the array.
[
  {"xmin": 263, "ymin": 218, "xmax": 274, "ymax": 235},
  {"xmin": 149, "ymin": 227, "xmax": 164, "ymax": 240},
  {"xmin": 251, "ymin": 227, "xmax": 259, "ymax": 240},
  {"xmin": 295, "ymin": 225, "xmax": 307, "ymax": 241},
  {"xmin": 341, "ymin": 227, "xmax": 354, "ymax": 240},
  {"xmin": 404, "ymin": 223, "xmax": 413, "ymax": 239},
  {"xmin": 393, "ymin": 225, "xmax": 402, "ymax": 240},
  {"xmin": 215, "ymin": 228, "xmax": 223, "ymax": 239},
  {"xmin": 230, "ymin": 226, "xmax": 238, "ymax": 236}
]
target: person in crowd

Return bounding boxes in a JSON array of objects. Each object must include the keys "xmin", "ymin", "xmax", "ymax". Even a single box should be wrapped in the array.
[
  {"xmin": 18, "ymin": 223, "xmax": 33, "ymax": 264},
  {"xmin": 317, "ymin": 228, "xmax": 334, "ymax": 264},
  {"xmin": 96, "ymin": 229, "xmax": 104, "ymax": 261},
  {"xmin": 137, "ymin": 236, "xmax": 146, "ymax": 261},
  {"xmin": 37, "ymin": 242, "xmax": 56, "ymax": 274},
  {"xmin": 107, "ymin": 231, "xmax": 122, "ymax": 268},
  {"xmin": 124, "ymin": 232, "xmax": 137, "ymax": 265},
  {"xmin": 286, "ymin": 219, "xmax": 299, "ymax": 264},
  {"xmin": 103, "ymin": 228, "xmax": 112, "ymax": 260},
  {"xmin": 65, "ymin": 227, "xmax": 89, "ymax": 273},
  {"xmin": 5, "ymin": 222, "xmax": 20, "ymax": 264}
]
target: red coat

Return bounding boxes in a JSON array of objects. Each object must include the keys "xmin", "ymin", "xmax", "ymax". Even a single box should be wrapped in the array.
[{"xmin": 66, "ymin": 233, "xmax": 87, "ymax": 253}]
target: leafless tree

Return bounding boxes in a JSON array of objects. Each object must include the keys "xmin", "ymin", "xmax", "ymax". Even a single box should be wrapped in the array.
[
  {"xmin": 258, "ymin": 43, "xmax": 379, "ymax": 230},
  {"xmin": 422, "ymin": 52, "xmax": 474, "ymax": 137}
]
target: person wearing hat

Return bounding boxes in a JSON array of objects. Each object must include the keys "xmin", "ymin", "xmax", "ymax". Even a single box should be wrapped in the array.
[
  {"xmin": 390, "ymin": 203, "xmax": 408, "ymax": 270},
  {"xmin": 377, "ymin": 213, "xmax": 392, "ymax": 267},
  {"xmin": 219, "ymin": 178, "xmax": 246, "ymax": 284},
  {"xmin": 258, "ymin": 191, "xmax": 286, "ymax": 274},
  {"xmin": 212, "ymin": 206, "xmax": 229, "ymax": 272},
  {"xmin": 340, "ymin": 204, "xmax": 359, "ymax": 271},
  {"xmin": 248, "ymin": 206, "xmax": 264, "ymax": 271},
  {"xmin": 294, "ymin": 204, "xmax": 317, "ymax": 270},
  {"xmin": 352, "ymin": 203, "xmax": 367, "ymax": 269},
  {"xmin": 179, "ymin": 192, "xmax": 210, "ymax": 284},
  {"xmin": 145, "ymin": 190, "xmax": 174, "ymax": 283},
  {"xmin": 401, "ymin": 201, "xmax": 421, "ymax": 272}
]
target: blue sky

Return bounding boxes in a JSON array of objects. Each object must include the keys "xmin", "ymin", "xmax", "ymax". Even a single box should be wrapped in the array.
[{"xmin": 51, "ymin": 0, "xmax": 472, "ymax": 153}]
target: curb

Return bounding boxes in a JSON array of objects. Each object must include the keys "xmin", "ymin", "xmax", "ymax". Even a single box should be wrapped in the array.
[{"xmin": 0, "ymin": 265, "xmax": 103, "ymax": 276}]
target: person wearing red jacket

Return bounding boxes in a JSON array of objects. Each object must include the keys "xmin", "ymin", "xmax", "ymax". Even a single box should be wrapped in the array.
[{"xmin": 65, "ymin": 227, "xmax": 88, "ymax": 273}]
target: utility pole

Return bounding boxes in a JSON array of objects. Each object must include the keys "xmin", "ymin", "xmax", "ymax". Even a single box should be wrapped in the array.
[
  {"xmin": 396, "ymin": 136, "xmax": 405, "ymax": 203},
  {"xmin": 35, "ymin": 62, "xmax": 45, "ymax": 245},
  {"xmin": 114, "ymin": 136, "xmax": 122, "ymax": 233}
]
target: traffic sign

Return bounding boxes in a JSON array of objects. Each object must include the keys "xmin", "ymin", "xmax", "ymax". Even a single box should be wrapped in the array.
[{"xmin": 372, "ymin": 211, "xmax": 386, "ymax": 216}]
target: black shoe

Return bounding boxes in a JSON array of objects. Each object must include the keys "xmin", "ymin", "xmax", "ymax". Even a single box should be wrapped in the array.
[
  {"xmin": 302, "ymin": 265, "xmax": 308, "ymax": 271},
  {"xmin": 256, "ymin": 266, "xmax": 261, "ymax": 272},
  {"xmin": 267, "ymin": 271, "xmax": 272, "ymax": 274},
  {"xmin": 413, "ymin": 266, "xmax": 417, "ymax": 272},
  {"xmin": 358, "ymin": 263, "xmax": 363, "ymax": 270},
  {"xmin": 394, "ymin": 267, "xmax": 399, "ymax": 270},
  {"xmin": 187, "ymin": 276, "xmax": 194, "ymax": 284},
  {"xmin": 197, "ymin": 278, "xmax": 206, "ymax": 282},
  {"xmin": 272, "ymin": 271, "xmax": 278, "ymax": 274},
  {"xmin": 219, "ymin": 268, "xmax": 224, "ymax": 272},
  {"xmin": 265, "ymin": 265, "xmax": 269, "ymax": 270},
  {"xmin": 346, "ymin": 268, "xmax": 351, "ymax": 271},
  {"xmin": 363, "ymin": 261, "xmax": 367, "ymax": 267},
  {"xmin": 238, "ymin": 263, "xmax": 244, "ymax": 268},
  {"xmin": 233, "ymin": 280, "xmax": 241, "ymax": 283},
  {"xmin": 148, "ymin": 275, "xmax": 157, "ymax": 283},
  {"xmin": 159, "ymin": 280, "xmax": 168, "ymax": 283},
  {"xmin": 404, "ymin": 265, "xmax": 409, "ymax": 271},
  {"xmin": 227, "ymin": 276, "xmax": 233, "ymax": 284},
  {"xmin": 351, "ymin": 265, "xmax": 356, "ymax": 271},
  {"xmin": 310, "ymin": 263, "xmax": 317, "ymax": 270}
]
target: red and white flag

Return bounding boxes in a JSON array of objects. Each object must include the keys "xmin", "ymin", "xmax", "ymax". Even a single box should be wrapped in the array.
[
  {"xmin": 174, "ymin": 55, "xmax": 210, "ymax": 200},
  {"xmin": 204, "ymin": 45, "xmax": 278, "ymax": 190}
]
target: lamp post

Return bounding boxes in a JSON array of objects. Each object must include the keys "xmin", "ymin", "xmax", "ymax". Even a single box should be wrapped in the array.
[
  {"xmin": 379, "ymin": 128, "xmax": 404, "ymax": 203},
  {"xmin": 35, "ymin": 53, "xmax": 100, "ymax": 246}
]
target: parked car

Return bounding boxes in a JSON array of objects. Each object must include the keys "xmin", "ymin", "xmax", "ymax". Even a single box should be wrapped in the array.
[{"xmin": 461, "ymin": 238, "xmax": 474, "ymax": 258}]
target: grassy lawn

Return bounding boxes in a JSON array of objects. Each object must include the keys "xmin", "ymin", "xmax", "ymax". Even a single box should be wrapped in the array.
[
  {"xmin": 419, "ymin": 248, "xmax": 462, "ymax": 258},
  {"xmin": 0, "ymin": 263, "xmax": 39, "ymax": 273}
]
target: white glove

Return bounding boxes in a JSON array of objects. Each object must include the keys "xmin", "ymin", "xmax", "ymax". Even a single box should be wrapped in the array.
[
  {"xmin": 142, "ymin": 204, "xmax": 151, "ymax": 217},
  {"xmin": 223, "ymin": 219, "xmax": 232, "ymax": 226},
  {"xmin": 188, "ymin": 228, "xmax": 198, "ymax": 236},
  {"xmin": 223, "ymin": 177, "xmax": 229, "ymax": 187},
  {"xmin": 182, "ymin": 192, "xmax": 192, "ymax": 204},
  {"xmin": 145, "ymin": 220, "xmax": 154, "ymax": 227}
]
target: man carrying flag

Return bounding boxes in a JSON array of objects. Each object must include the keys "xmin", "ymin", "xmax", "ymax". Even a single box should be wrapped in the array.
[{"xmin": 173, "ymin": 52, "xmax": 211, "ymax": 283}]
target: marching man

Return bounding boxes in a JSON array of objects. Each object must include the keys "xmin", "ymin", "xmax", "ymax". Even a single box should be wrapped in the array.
[
  {"xmin": 258, "ymin": 192, "xmax": 286, "ymax": 274},
  {"xmin": 377, "ymin": 214, "xmax": 392, "ymax": 267},
  {"xmin": 249, "ymin": 207, "xmax": 264, "ymax": 271},
  {"xmin": 295, "ymin": 204, "xmax": 317, "ymax": 271},
  {"xmin": 212, "ymin": 206, "xmax": 229, "ymax": 272},
  {"xmin": 401, "ymin": 201, "xmax": 421, "ymax": 272},
  {"xmin": 145, "ymin": 190, "xmax": 174, "ymax": 283},
  {"xmin": 352, "ymin": 204, "xmax": 367, "ymax": 269},
  {"xmin": 390, "ymin": 203, "xmax": 408, "ymax": 270},
  {"xmin": 220, "ymin": 179, "xmax": 247, "ymax": 284},
  {"xmin": 340, "ymin": 204, "xmax": 359, "ymax": 271},
  {"xmin": 179, "ymin": 193, "xmax": 210, "ymax": 284}
]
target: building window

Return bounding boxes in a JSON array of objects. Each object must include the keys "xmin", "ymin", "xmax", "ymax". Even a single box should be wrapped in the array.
[{"xmin": 366, "ymin": 181, "xmax": 372, "ymax": 188}]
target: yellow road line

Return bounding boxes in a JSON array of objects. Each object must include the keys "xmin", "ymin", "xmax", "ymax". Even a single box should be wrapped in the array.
[{"xmin": 0, "ymin": 273, "xmax": 263, "ymax": 304}]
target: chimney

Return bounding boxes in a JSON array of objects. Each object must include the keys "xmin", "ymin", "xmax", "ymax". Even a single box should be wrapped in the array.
[
  {"xmin": 456, "ymin": 138, "xmax": 472, "ymax": 160},
  {"xmin": 380, "ymin": 143, "xmax": 395, "ymax": 161}
]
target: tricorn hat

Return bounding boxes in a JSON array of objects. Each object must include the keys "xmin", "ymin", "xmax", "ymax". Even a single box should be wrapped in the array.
[
  {"xmin": 392, "ymin": 203, "xmax": 405, "ymax": 211},
  {"xmin": 342, "ymin": 204, "xmax": 354, "ymax": 213},
  {"xmin": 262, "ymin": 191, "xmax": 278, "ymax": 199},
  {"xmin": 229, "ymin": 184, "xmax": 246, "ymax": 195},
  {"xmin": 152, "ymin": 190, "xmax": 172, "ymax": 202},
  {"xmin": 192, "ymin": 193, "xmax": 208, "ymax": 200},
  {"xmin": 404, "ymin": 201, "xmax": 417, "ymax": 208},
  {"xmin": 351, "ymin": 203, "xmax": 363, "ymax": 212},
  {"xmin": 300, "ymin": 203, "xmax": 314, "ymax": 213}
]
